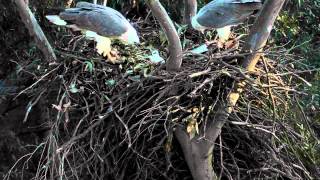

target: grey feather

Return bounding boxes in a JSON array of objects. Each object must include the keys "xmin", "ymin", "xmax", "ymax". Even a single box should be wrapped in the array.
[
  {"xmin": 196, "ymin": 0, "xmax": 262, "ymax": 28},
  {"xmin": 58, "ymin": 2, "xmax": 130, "ymax": 37}
]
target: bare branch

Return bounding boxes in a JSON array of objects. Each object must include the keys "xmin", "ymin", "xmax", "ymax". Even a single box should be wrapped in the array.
[
  {"xmin": 14, "ymin": 0, "xmax": 57, "ymax": 62},
  {"xmin": 184, "ymin": 0, "xmax": 197, "ymax": 27},
  {"xmin": 145, "ymin": 0, "xmax": 182, "ymax": 72},
  {"xmin": 242, "ymin": 0, "xmax": 286, "ymax": 71},
  {"xmin": 175, "ymin": 0, "xmax": 286, "ymax": 179},
  {"xmin": 206, "ymin": 0, "xmax": 286, "ymax": 157}
]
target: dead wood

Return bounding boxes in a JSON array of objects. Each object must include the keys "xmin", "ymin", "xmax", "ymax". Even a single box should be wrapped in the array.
[{"xmin": 13, "ymin": 0, "xmax": 56, "ymax": 62}]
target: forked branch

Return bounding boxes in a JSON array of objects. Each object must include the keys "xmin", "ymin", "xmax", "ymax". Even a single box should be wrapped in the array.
[
  {"xmin": 145, "ymin": 0, "xmax": 182, "ymax": 72},
  {"xmin": 184, "ymin": 0, "xmax": 197, "ymax": 27},
  {"xmin": 175, "ymin": 0, "xmax": 286, "ymax": 180}
]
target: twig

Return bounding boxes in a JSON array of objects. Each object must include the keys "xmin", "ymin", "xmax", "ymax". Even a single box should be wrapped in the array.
[{"xmin": 14, "ymin": 65, "xmax": 60, "ymax": 99}]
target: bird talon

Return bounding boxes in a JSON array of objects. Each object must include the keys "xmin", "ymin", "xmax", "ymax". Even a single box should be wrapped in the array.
[{"xmin": 105, "ymin": 50, "xmax": 120, "ymax": 64}]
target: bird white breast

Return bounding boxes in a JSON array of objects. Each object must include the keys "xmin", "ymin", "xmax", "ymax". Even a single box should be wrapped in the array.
[{"xmin": 120, "ymin": 26, "xmax": 140, "ymax": 44}]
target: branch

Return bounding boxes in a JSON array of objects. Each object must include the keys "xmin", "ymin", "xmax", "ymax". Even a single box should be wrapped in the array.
[
  {"xmin": 14, "ymin": 0, "xmax": 57, "ymax": 62},
  {"xmin": 242, "ymin": 0, "xmax": 286, "ymax": 71},
  {"xmin": 145, "ymin": 0, "xmax": 182, "ymax": 72},
  {"xmin": 175, "ymin": 0, "xmax": 286, "ymax": 179},
  {"xmin": 206, "ymin": 0, "xmax": 286, "ymax": 151},
  {"xmin": 184, "ymin": 0, "xmax": 197, "ymax": 27}
]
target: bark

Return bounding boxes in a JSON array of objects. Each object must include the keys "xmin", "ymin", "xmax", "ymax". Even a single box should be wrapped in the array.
[
  {"xmin": 13, "ymin": 0, "xmax": 57, "ymax": 62},
  {"xmin": 145, "ymin": 0, "xmax": 182, "ymax": 72},
  {"xmin": 184, "ymin": 0, "xmax": 197, "ymax": 27},
  {"xmin": 242, "ymin": 0, "xmax": 286, "ymax": 71},
  {"xmin": 175, "ymin": 0, "xmax": 286, "ymax": 179}
]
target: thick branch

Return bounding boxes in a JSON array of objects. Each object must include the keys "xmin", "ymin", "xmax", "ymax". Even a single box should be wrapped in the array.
[
  {"xmin": 146, "ymin": 0, "xmax": 182, "ymax": 72},
  {"xmin": 14, "ymin": 0, "xmax": 57, "ymax": 62},
  {"xmin": 175, "ymin": 126, "xmax": 216, "ymax": 180},
  {"xmin": 242, "ymin": 0, "xmax": 286, "ymax": 71},
  {"xmin": 206, "ymin": 0, "xmax": 285, "ymax": 150},
  {"xmin": 175, "ymin": 0, "xmax": 286, "ymax": 180},
  {"xmin": 184, "ymin": 0, "xmax": 197, "ymax": 27}
]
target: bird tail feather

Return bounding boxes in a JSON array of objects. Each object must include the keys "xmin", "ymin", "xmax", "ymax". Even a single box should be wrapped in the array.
[{"xmin": 45, "ymin": 15, "xmax": 67, "ymax": 26}]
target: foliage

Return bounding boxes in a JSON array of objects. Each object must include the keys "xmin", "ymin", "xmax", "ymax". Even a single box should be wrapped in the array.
[
  {"xmin": 273, "ymin": 0, "xmax": 320, "ymax": 177},
  {"xmin": 275, "ymin": 0, "xmax": 320, "ymax": 64}
]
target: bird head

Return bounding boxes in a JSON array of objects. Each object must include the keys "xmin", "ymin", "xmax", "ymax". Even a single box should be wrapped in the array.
[
  {"xmin": 120, "ymin": 26, "xmax": 140, "ymax": 44},
  {"xmin": 191, "ymin": 16, "xmax": 207, "ymax": 33}
]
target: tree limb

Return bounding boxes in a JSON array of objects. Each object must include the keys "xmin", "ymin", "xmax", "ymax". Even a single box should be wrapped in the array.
[
  {"xmin": 175, "ymin": 0, "xmax": 286, "ymax": 179},
  {"xmin": 242, "ymin": 0, "xmax": 286, "ymax": 71},
  {"xmin": 184, "ymin": 0, "xmax": 197, "ymax": 27},
  {"xmin": 145, "ymin": 0, "xmax": 182, "ymax": 72},
  {"xmin": 13, "ymin": 0, "xmax": 57, "ymax": 62}
]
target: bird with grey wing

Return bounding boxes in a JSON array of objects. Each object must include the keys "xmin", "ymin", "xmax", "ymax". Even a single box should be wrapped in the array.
[
  {"xmin": 192, "ymin": 0, "xmax": 262, "ymax": 45},
  {"xmin": 46, "ymin": 1, "xmax": 139, "ymax": 63}
]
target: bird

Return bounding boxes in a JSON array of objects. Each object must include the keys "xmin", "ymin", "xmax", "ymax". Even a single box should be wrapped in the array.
[
  {"xmin": 46, "ymin": 1, "xmax": 139, "ymax": 63},
  {"xmin": 191, "ymin": 0, "xmax": 262, "ymax": 43}
]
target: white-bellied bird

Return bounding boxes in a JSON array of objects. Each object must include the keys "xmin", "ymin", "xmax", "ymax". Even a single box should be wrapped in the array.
[
  {"xmin": 46, "ymin": 1, "xmax": 139, "ymax": 63},
  {"xmin": 192, "ymin": 0, "xmax": 262, "ymax": 43}
]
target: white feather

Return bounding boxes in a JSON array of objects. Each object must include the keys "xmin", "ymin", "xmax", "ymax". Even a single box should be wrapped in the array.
[
  {"xmin": 45, "ymin": 15, "xmax": 67, "ymax": 26},
  {"xmin": 84, "ymin": 31, "xmax": 99, "ymax": 39},
  {"xmin": 216, "ymin": 26, "xmax": 231, "ymax": 42}
]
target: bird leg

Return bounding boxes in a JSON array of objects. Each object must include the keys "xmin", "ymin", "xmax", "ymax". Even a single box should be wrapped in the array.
[
  {"xmin": 84, "ymin": 31, "xmax": 120, "ymax": 64},
  {"xmin": 216, "ymin": 26, "xmax": 231, "ymax": 48},
  {"xmin": 95, "ymin": 36, "xmax": 119, "ymax": 64}
]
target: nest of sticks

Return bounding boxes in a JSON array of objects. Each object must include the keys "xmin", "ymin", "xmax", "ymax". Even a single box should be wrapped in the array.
[{"xmin": 4, "ymin": 17, "xmax": 318, "ymax": 180}]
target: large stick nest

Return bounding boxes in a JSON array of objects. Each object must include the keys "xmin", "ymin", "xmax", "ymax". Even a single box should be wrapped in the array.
[{"xmin": 3, "ymin": 12, "xmax": 319, "ymax": 180}]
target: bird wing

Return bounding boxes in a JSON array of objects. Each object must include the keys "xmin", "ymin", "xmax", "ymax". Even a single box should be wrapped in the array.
[
  {"xmin": 197, "ymin": 0, "xmax": 262, "ymax": 28},
  {"xmin": 59, "ymin": 3, "xmax": 129, "ymax": 37},
  {"xmin": 231, "ymin": 0, "xmax": 262, "ymax": 3}
]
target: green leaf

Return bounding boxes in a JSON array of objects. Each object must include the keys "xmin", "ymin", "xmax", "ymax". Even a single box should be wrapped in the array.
[
  {"xmin": 69, "ymin": 83, "xmax": 79, "ymax": 93},
  {"xmin": 126, "ymin": 69, "xmax": 134, "ymax": 75},
  {"xmin": 105, "ymin": 79, "xmax": 116, "ymax": 86},
  {"xmin": 148, "ymin": 49, "xmax": 164, "ymax": 63},
  {"xmin": 134, "ymin": 63, "xmax": 147, "ymax": 71},
  {"xmin": 84, "ymin": 61, "xmax": 94, "ymax": 73},
  {"xmin": 176, "ymin": 23, "xmax": 188, "ymax": 36},
  {"xmin": 190, "ymin": 44, "xmax": 208, "ymax": 54},
  {"xmin": 131, "ymin": 75, "xmax": 140, "ymax": 81}
]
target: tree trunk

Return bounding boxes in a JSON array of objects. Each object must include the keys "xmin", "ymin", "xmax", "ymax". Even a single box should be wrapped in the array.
[{"xmin": 175, "ymin": 0, "xmax": 286, "ymax": 179}]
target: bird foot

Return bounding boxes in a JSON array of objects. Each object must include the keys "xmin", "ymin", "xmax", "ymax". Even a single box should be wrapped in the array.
[
  {"xmin": 217, "ymin": 40, "xmax": 225, "ymax": 49},
  {"xmin": 224, "ymin": 38, "xmax": 239, "ymax": 49},
  {"xmin": 214, "ymin": 38, "xmax": 239, "ymax": 49},
  {"xmin": 95, "ymin": 36, "xmax": 121, "ymax": 64},
  {"xmin": 97, "ymin": 48, "xmax": 121, "ymax": 64},
  {"xmin": 105, "ymin": 50, "xmax": 121, "ymax": 64}
]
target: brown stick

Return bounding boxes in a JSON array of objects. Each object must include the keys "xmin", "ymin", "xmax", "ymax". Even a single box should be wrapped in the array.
[
  {"xmin": 145, "ymin": 0, "xmax": 182, "ymax": 72},
  {"xmin": 14, "ymin": 0, "xmax": 57, "ymax": 62},
  {"xmin": 175, "ymin": 0, "xmax": 286, "ymax": 179}
]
